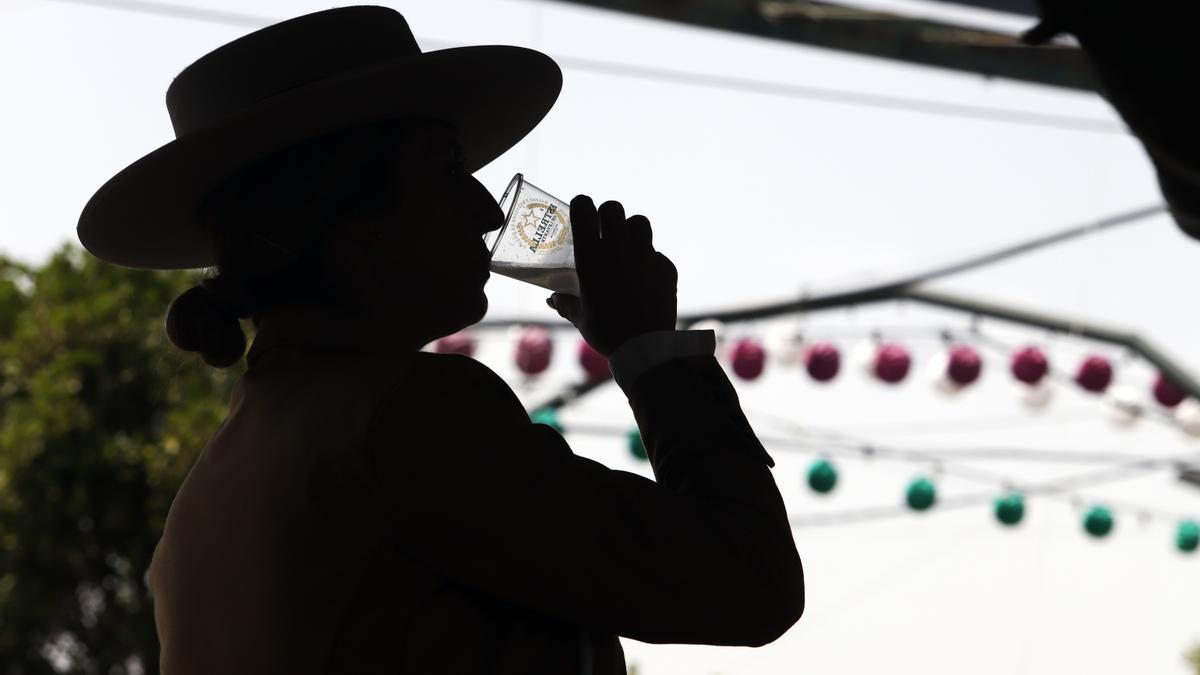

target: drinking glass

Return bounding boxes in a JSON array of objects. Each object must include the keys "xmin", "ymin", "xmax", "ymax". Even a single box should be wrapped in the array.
[{"xmin": 484, "ymin": 173, "xmax": 580, "ymax": 296}]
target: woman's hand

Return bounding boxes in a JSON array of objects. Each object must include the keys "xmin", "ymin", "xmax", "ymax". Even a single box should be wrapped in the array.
[{"xmin": 546, "ymin": 196, "xmax": 678, "ymax": 357}]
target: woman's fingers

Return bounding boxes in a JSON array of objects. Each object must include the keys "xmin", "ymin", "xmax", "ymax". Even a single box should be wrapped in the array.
[
  {"xmin": 597, "ymin": 200, "xmax": 628, "ymax": 252},
  {"xmin": 626, "ymin": 214, "xmax": 652, "ymax": 253},
  {"xmin": 569, "ymin": 197, "xmax": 652, "ymax": 298},
  {"xmin": 569, "ymin": 194, "xmax": 600, "ymax": 275}
]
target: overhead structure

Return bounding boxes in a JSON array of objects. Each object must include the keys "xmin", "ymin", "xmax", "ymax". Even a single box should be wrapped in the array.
[
  {"xmin": 1181, "ymin": 465, "xmax": 1200, "ymax": 490},
  {"xmin": 925, "ymin": 0, "xmax": 1037, "ymax": 15},
  {"xmin": 548, "ymin": 0, "xmax": 1098, "ymax": 91}
]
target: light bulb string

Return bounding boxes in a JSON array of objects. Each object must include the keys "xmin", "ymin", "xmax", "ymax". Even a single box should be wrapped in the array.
[{"xmin": 557, "ymin": 417, "xmax": 1200, "ymax": 526}]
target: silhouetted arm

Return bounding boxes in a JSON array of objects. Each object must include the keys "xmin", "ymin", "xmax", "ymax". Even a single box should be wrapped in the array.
[
  {"xmin": 361, "ymin": 348, "xmax": 803, "ymax": 647},
  {"xmin": 605, "ymin": 329, "xmax": 719, "ymax": 393}
]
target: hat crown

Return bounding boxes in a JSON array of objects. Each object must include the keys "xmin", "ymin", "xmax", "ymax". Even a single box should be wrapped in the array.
[{"xmin": 166, "ymin": 5, "xmax": 420, "ymax": 138}]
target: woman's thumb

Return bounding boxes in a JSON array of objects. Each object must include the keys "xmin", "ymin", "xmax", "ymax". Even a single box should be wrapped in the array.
[{"xmin": 547, "ymin": 293, "xmax": 580, "ymax": 322}]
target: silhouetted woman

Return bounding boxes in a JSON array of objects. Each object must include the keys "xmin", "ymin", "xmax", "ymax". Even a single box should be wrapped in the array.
[{"xmin": 76, "ymin": 7, "xmax": 803, "ymax": 674}]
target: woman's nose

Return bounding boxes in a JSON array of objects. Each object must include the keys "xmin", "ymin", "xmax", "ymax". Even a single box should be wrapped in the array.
[{"xmin": 469, "ymin": 176, "xmax": 505, "ymax": 235}]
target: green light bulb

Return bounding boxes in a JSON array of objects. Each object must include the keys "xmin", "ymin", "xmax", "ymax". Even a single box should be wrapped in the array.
[
  {"xmin": 905, "ymin": 477, "xmax": 936, "ymax": 511},
  {"xmin": 1083, "ymin": 506, "xmax": 1114, "ymax": 538},
  {"xmin": 806, "ymin": 459, "xmax": 838, "ymax": 494},
  {"xmin": 1176, "ymin": 520, "xmax": 1199, "ymax": 553},
  {"xmin": 530, "ymin": 408, "xmax": 564, "ymax": 434},
  {"xmin": 994, "ymin": 492, "xmax": 1025, "ymax": 526}
]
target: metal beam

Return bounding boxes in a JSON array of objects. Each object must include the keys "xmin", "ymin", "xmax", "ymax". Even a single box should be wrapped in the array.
[
  {"xmin": 925, "ymin": 0, "xmax": 1038, "ymax": 16},
  {"xmin": 548, "ymin": 0, "xmax": 1098, "ymax": 91}
]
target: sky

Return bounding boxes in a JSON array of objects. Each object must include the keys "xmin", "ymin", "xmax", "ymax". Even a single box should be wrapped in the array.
[{"xmin": 3, "ymin": 1, "xmax": 1199, "ymax": 673}]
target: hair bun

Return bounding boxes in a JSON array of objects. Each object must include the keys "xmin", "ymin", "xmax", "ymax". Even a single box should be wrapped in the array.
[{"xmin": 165, "ymin": 276, "xmax": 249, "ymax": 368}]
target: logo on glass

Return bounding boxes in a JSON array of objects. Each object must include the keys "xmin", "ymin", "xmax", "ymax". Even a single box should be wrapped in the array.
[{"xmin": 515, "ymin": 200, "xmax": 569, "ymax": 254}]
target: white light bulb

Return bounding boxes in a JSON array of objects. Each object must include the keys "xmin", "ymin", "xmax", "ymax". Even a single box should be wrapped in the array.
[
  {"xmin": 853, "ymin": 340, "xmax": 877, "ymax": 377},
  {"xmin": 763, "ymin": 320, "xmax": 802, "ymax": 365},
  {"xmin": 1020, "ymin": 380, "xmax": 1053, "ymax": 411},
  {"xmin": 925, "ymin": 351, "xmax": 959, "ymax": 397},
  {"xmin": 1174, "ymin": 399, "xmax": 1200, "ymax": 437},
  {"xmin": 1104, "ymin": 385, "xmax": 1143, "ymax": 428}
]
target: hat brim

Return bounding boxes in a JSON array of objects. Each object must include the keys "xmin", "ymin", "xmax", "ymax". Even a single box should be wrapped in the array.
[{"xmin": 77, "ymin": 45, "xmax": 562, "ymax": 270}]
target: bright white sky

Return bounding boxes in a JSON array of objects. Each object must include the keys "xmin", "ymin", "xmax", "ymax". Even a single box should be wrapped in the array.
[{"xmin": 4, "ymin": 1, "xmax": 1200, "ymax": 673}]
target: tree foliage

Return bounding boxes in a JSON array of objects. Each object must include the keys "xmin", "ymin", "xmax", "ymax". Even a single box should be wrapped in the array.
[{"xmin": 0, "ymin": 244, "xmax": 244, "ymax": 674}]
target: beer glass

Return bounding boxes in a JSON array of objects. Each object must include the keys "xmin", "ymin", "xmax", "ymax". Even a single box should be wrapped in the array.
[{"xmin": 484, "ymin": 173, "xmax": 580, "ymax": 296}]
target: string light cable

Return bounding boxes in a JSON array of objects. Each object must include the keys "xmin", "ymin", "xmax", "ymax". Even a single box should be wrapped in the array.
[{"xmin": 556, "ymin": 415, "xmax": 1200, "ymax": 529}]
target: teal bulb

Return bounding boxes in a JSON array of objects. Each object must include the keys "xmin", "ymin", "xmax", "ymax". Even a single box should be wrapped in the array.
[
  {"xmin": 994, "ymin": 493, "xmax": 1025, "ymax": 526},
  {"xmin": 1083, "ymin": 506, "xmax": 1114, "ymax": 538},
  {"xmin": 807, "ymin": 459, "xmax": 838, "ymax": 494},
  {"xmin": 905, "ymin": 477, "xmax": 937, "ymax": 511},
  {"xmin": 627, "ymin": 428, "xmax": 647, "ymax": 460},
  {"xmin": 530, "ymin": 408, "xmax": 564, "ymax": 434},
  {"xmin": 1177, "ymin": 520, "xmax": 1200, "ymax": 553}
]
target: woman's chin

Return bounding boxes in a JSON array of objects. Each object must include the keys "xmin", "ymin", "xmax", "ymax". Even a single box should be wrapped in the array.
[
  {"xmin": 474, "ymin": 291, "xmax": 488, "ymax": 321},
  {"xmin": 459, "ymin": 287, "xmax": 487, "ymax": 325}
]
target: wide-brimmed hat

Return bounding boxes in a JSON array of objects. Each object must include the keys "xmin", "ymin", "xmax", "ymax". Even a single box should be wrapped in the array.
[{"xmin": 76, "ymin": 5, "xmax": 562, "ymax": 271}]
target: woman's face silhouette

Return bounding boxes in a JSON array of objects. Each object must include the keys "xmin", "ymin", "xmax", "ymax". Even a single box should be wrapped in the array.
[{"xmin": 328, "ymin": 118, "xmax": 505, "ymax": 349}]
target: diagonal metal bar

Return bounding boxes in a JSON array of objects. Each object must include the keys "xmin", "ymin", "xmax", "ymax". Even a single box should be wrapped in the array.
[
  {"xmin": 549, "ymin": 0, "xmax": 1097, "ymax": 90},
  {"xmin": 924, "ymin": 0, "xmax": 1039, "ymax": 16},
  {"xmin": 671, "ymin": 203, "xmax": 1164, "ymax": 326}
]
